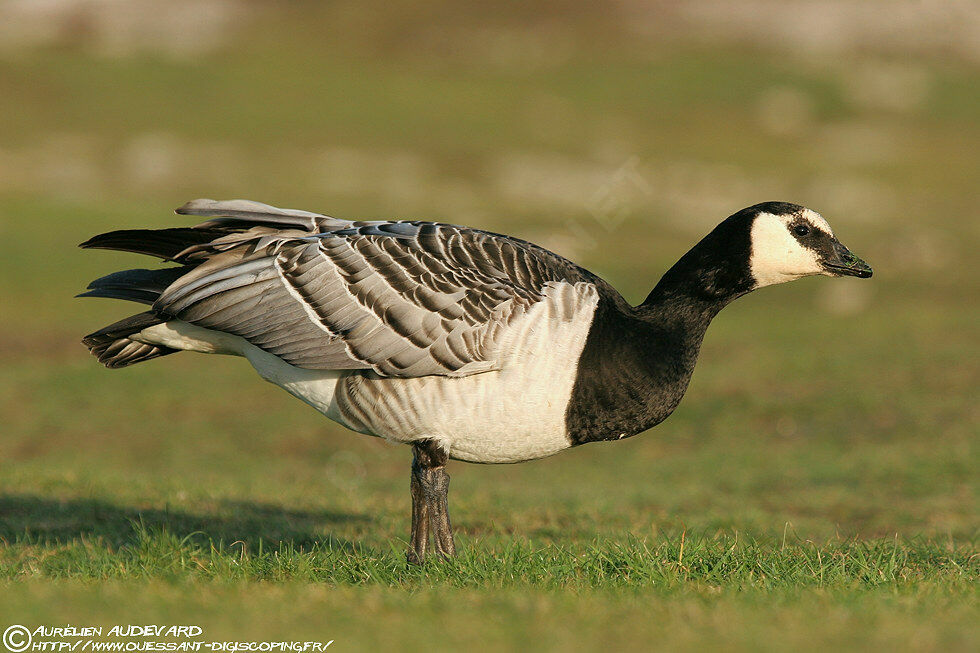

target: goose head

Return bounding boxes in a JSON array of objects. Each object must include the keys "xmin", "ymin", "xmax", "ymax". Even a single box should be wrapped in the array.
[
  {"xmin": 645, "ymin": 202, "xmax": 872, "ymax": 309},
  {"xmin": 746, "ymin": 201, "xmax": 873, "ymax": 288}
]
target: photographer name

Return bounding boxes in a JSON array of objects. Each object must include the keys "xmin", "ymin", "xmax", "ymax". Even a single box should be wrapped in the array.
[{"xmin": 31, "ymin": 627, "xmax": 204, "ymax": 639}]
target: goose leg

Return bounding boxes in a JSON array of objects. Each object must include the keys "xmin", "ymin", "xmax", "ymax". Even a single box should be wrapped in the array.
[
  {"xmin": 407, "ymin": 440, "xmax": 456, "ymax": 564},
  {"xmin": 427, "ymin": 466, "xmax": 456, "ymax": 557},
  {"xmin": 407, "ymin": 455, "xmax": 430, "ymax": 564}
]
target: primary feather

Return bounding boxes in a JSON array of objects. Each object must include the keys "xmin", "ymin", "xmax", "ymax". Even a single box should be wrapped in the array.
[{"xmin": 81, "ymin": 199, "xmax": 606, "ymax": 378}]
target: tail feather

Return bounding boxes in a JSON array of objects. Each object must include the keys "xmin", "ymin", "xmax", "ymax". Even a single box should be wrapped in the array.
[
  {"xmin": 77, "ymin": 266, "xmax": 193, "ymax": 305},
  {"xmin": 79, "ymin": 228, "xmax": 227, "ymax": 260},
  {"xmin": 78, "ymin": 222, "xmax": 223, "ymax": 369},
  {"xmin": 82, "ymin": 312, "xmax": 175, "ymax": 369},
  {"xmin": 79, "ymin": 199, "xmax": 350, "ymax": 369}
]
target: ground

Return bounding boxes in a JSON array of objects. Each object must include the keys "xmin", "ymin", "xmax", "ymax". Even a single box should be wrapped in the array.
[{"xmin": 0, "ymin": 2, "xmax": 977, "ymax": 651}]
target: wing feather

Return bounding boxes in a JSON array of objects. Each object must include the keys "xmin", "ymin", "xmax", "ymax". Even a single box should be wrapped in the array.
[{"xmin": 149, "ymin": 203, "xmax": 605, "ymax": 377}]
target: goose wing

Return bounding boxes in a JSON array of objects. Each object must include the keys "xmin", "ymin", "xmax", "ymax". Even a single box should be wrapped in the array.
[{"xmin": 152, "ymin": 200, "xmax": 600, "ymax": 378}]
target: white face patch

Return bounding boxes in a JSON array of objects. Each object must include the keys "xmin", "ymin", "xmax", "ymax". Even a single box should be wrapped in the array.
[{"xmin": 749, "ymin": 209, "xmax": 832, "ymax": 288}]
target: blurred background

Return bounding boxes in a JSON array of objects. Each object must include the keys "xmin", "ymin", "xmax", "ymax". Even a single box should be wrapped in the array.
[{"xmin": 0, "ymin": 0, "xmax": 977, "ymax": 569}]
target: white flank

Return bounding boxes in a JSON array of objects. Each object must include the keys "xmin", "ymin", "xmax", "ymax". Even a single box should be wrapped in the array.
[
  {"xmin": 135, "ymin": 320, "xmax": 346, "ymax": 420},
  {"xmin": 135, "ymin": 320, "xmax": 245, "ymax": 355},
  {"xmin": 133, "ymin": 281, "xmax": 600, "ymax": 464},
  {"xmin": 331, "ymin": 282, "xmax": 600, "ymax": 463}
]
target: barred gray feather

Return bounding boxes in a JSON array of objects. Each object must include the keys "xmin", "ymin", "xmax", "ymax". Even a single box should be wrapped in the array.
[
  {"xmin": 82, "ymin": 199, "xmax": 607, "ymax": 377},
  {"xmin": 81, "ymin": 311, "xmax": 175, "ymax": 368}
]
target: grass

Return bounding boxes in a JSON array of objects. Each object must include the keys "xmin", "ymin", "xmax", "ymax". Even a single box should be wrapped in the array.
[
  {"xmin": 0, "ymin": 2, "xmax": 977, "ymax": 651},
  {"xmin": 5, "ymin": 521, "xmax": 974, "ymax": 589},
  {"xmin": 2, "ymin": 522, "xmax": 976, "ymax": 650}
]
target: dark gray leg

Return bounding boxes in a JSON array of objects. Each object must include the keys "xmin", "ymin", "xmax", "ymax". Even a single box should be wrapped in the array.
[
  {"xmin": 407, "ymin": 456, "xmax": 430, "ymax": 564},
  {"xmin": 407, "ymin": 440, "xmax": 456, "ymax": 564}
]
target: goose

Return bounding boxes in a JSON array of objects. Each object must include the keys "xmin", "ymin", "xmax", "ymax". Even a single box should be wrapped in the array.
[{"xmin": 79, "ymin": 199, "xmax": 872, "ymax": 563}]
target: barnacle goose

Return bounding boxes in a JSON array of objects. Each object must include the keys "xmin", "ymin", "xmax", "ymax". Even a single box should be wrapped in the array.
[{"xmin": 79, "ymin": 199, "xmax": 872, "ymax": 562}]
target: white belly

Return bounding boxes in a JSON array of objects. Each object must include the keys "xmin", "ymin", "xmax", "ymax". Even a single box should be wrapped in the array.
[
  {"xmin": 332, "ymin": 364, "xmax": 574, "ymax": 464},
  {"xmin": 135, "ymin": 283, "xmax": 598, "ymax": 464}
]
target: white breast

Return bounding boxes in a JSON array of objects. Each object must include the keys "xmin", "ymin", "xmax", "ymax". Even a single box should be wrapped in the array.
[{"xmin": 136, "ymin": 282, "xmax": 600, "ymax": 464}]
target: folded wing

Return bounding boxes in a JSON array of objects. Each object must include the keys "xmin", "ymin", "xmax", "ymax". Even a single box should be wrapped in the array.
[{"xmin": 146, "ymin": 201, "xmax": 598, "ymax": 378}]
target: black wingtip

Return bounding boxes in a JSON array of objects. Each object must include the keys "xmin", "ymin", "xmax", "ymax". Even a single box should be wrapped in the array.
[{"xmin": 78, "ymin": 233, "xmax": 119, "ymax": 250}]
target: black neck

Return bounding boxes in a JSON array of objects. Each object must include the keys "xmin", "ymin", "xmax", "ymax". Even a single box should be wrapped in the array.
[
  {"xmin": 565, "ymin": 216, "xmax": 755, "ymax": 445},
  {"xmin": 641, "ymin": 215, "xmax": 756, "ymax": 313}
]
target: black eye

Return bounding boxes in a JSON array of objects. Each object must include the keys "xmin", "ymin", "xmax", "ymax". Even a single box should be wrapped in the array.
[{"xmin": 793, "ymin": 225, "xmax": 810, "ymax": 237}]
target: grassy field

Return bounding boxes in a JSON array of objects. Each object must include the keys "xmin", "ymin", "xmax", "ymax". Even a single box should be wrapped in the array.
[{"xmin": 0, "ymin": 2, "xmax": 977, "ymax": 651}]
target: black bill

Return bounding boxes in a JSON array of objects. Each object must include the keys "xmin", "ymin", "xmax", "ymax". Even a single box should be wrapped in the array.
[{"xmin": 823, "ymin": 239, "xmax": 873, "ymax": 278}]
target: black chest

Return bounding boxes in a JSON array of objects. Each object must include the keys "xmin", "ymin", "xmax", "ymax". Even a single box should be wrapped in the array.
[{"xmin": 564, "ymin": 300, "xmax": 708, "ymax": 445}]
